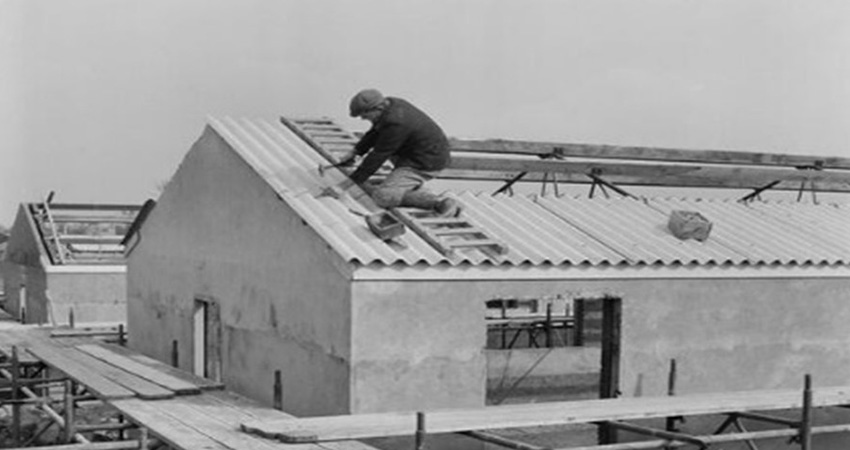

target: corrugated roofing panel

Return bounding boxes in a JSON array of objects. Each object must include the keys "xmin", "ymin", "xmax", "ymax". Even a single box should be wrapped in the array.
[
  {"xmin": 210, "ymin": 117, "xmax": 450, "ymax": 266},
  {"xmin": 453, "ymin": 193, "xmax": 625, "ymax": 266},
  {"xmin": 207, "ymin": 117, "xmax": 850, "ymax": 269},
  {"xmin": 537, "ymin": 196, "xmax": 747, "ymax": 266},
  {"xmin": 651, "ymin": 198, "xmax": 850, "ymax": 265}
]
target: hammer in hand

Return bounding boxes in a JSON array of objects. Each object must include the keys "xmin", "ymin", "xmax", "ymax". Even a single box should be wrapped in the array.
[{"xmin": 317, "ymin": 157, "xmax": 355, "ymax": 177}]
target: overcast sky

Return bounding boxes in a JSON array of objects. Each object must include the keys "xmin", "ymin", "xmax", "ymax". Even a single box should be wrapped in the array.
[{"xmin": 1, "ymin": 0, "xmax": 849, "ymax": 225}]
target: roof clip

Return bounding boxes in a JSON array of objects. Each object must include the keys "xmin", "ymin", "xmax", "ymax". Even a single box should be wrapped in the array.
[
  {"xmin": 738, "ymin": 180, "xmax": 780, "ymax": 203},
  {"xmin": 492, "ymin": 149, "xmax": 566, "ymax": 197},
  {"xmin": 587, "ymin": 169, "xmax": 636, "ymax": 199},
  {"xmin": 794, "ymin": 161, "xmax": 822, "ymax": 204}
]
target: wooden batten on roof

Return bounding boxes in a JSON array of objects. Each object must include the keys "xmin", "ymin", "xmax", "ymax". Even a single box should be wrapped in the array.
[
  {"xmin": 449, "ymin": 138, "xmax": 850, "ymax": 170},
  {"xmin": 282, "ymin": 116, "xmax": 850, "ymax": 195},
  {"xmin": 25, "ymin": 201, "xmax": 143, "ymax": 266},
  {"xmin": 445, "ymin": 156, "xmax": 850, "ymax": 193}
]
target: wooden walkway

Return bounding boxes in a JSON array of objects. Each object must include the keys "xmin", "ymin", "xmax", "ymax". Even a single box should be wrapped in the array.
[
  {"xmin": 241, "ymin": 387, "xmax": 850, "ymax": 443},
  {"xmin": 4, "ymin": 324, "xmax": 850, "ymax": 450},
  {"xmin": 0, "ymin": 326, "xmax": 373, "ymax": 450}
]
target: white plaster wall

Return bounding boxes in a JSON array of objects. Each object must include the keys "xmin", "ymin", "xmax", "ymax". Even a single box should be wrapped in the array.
[
  {"xmin": 127, "ymin": 126, "xmax": 354, "ymax": 416},
  {"xmin": 43, "ymin": 271, "xmax": 126, "ymax": 325},
  {"xmin": 3, "ymin": 204, "xmax": 46, "ymax": 321},
  {"xmin": 350, "ymin": 275, "xmax": 850, "ymax": 414}
]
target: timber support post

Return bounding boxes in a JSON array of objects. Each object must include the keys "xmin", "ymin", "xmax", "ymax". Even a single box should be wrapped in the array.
[
  {"xmin": 11, "ymin": 345, "xmax": 21, "ymax": 447},
  {"xmin": 415, "ymin": 411, "xmax": 426, "ymax": 450},
  {"xmin": 64, "ymin": 379, "xmax": 76, "ymax": 443},
  {"xmin": 800, "ymin": 374, "xmax": 813, "ymax": 450},
  {"xmin": 273, "ymin": 370, "xmax": 283, "ymax": 410},
  {"xmin": 170, "ymin": 340, "xmax": 178, "ymax": 368}
]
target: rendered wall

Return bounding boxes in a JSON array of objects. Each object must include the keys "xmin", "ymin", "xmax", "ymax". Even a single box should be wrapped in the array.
[
  {"xmin": 127, "ymin": 127, "xmax": 354, "ymax": 416},
  {"xmin": 350, "ymin": 275, "xmax": 850, "ymax": 414},
  {"xmin": 39, "ymin": 271, "xmax": 126, "ymax": 325},
  {"xmin": 3, "ymin": 204, "xmax": 46, "ymax": 321}
]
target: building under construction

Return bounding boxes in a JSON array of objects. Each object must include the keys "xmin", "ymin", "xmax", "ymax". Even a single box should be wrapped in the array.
[
  {"xmin": 2, "ymin": 115, "xmax": 850, "ymax": 450},
  {"xmin": 2, "ymin": 201, "xmax": 141, "ymax": 325},
  {"xmin": 122, "ymin": 117, "xmax": 850, "ymax": 422}
]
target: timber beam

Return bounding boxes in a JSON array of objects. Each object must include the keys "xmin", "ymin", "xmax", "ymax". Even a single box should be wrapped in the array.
[
  {"xmin": 449, "ymin": 138, "xmax": 850, "ymax": 171},
  {"xmin": 443, "ymin": 156, "xmax": 850, "ymax": 193}
]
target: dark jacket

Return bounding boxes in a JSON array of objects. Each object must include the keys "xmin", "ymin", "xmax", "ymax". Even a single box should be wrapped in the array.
[{"xmin": 349, "ymin": 97, "xmax": 450, "ymax": 184}]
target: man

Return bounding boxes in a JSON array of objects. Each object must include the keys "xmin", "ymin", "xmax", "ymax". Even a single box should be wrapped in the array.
[{"xmin": 329, "ymin": 89, "xmax": 460, "ymax": 217}]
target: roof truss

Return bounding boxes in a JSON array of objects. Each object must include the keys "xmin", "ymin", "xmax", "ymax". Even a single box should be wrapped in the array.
[{"xmin": 29, "ymin": 200, "xmax": 141, "ymax": 266}]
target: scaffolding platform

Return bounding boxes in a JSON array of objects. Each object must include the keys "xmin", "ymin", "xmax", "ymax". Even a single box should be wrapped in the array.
[
  {"xmin": 0, "ymin": 326, "xmax": 371, "ymax": 450},
  {"xmin": 3, "ymin": 325, "xmax": 850, "ymax": 450}
]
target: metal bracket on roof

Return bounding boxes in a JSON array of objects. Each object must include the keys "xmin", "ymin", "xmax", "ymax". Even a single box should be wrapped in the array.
[
  {"xmin": 492, "ymin": 172, "xmax": 524, "ymax": 196},
  {"xmin": 795, "ymin": 161, "xmax": 823, "ymax": 205},
  {"xmin": 739, "ymin": 180, "xmax": 781, "ymax": 203},
  {"xmin": 492, "ymin": 148, "xmax": 566, "ymax": 197},
  {"xmin": 540, "ymin": 171, "xmax": 560, "ymax": 197},
  {"xmin": 587, "ymin": 169, "xmax": 636, "ymax": 199}
]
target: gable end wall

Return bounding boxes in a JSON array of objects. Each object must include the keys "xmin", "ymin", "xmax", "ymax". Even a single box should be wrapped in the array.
[{"xmin": 127, "ymin": 126, "xmax": 354, "ymax": 416}]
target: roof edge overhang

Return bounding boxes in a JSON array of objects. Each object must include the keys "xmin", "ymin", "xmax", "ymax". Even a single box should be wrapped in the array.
[{"xmin": 351, "ymin": 262, "xmax": 850, "ymax": 282}]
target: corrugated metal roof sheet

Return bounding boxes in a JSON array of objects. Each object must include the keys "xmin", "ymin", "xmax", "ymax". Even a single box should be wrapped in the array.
[{"xmin": 209, "ymin": 116, "xmax": 850, "ymax": 269}]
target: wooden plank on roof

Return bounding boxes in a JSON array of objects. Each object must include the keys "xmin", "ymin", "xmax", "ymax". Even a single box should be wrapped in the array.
[
  {"xmin": 25, "ymin": 342, "xmax": 136, "ymax": 399},
  {"xmin": 60, "ymin": 235, "xmax": 124, "ymax": 243},
  {"xmin": 444, "ymin": 156, "xmax": 850, "ymax": 193},
  {"xmin": 240, "ymin": 386, "xmax": 850, "ymax": 443},
  {"xmin": 450, "ymin": 138, "xmax": 850, "ymax": 170},
  {"xmin": 75, "ymin": 344, "xmax": 202, "ymax": 395},
  {"xmin": 44, "ymin": 203, "xmax": 142, "ymax": 211},
  {"xmin": 49, "ymin": 216, "xmax": 134, "ymax": 224}
]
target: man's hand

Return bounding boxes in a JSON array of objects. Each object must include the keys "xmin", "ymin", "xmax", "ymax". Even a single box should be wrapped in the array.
[{"xmin": 338, "ymin": 150, "xmax": 358, "ymax": 167}]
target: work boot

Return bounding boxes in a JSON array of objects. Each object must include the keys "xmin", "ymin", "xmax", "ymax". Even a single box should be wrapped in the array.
[
  {"xmin": 436, "ymin": 197, "xmax": 461, "ymax": 218},
  {"xmin": 400, "ymin": 190, "xmax": 441, "ymax": 211}
]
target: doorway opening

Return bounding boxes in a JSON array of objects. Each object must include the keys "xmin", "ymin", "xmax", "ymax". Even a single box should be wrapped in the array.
[{"xmin": 193, "ymin": 297, "xmax": 222, "ymax": 381}]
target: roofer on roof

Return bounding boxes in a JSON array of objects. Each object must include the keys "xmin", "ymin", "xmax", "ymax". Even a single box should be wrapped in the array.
[{"xmin": 328, "ymin": 89, "xmax": 460, "ymax": 217}]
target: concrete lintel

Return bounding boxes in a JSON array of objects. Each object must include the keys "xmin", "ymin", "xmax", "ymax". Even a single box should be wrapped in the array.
[{"xmin": 352, "ymin": 263, "xmax": 850, "ymax": 282}]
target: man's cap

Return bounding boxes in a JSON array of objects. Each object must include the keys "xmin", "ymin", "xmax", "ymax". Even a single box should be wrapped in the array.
[{"xmin": 349, "ymin": 89, "xmax": 385, "ymax": 117}]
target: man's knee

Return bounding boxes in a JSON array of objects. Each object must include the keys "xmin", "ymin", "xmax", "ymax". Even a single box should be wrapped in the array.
[{"xmin": 372, "ymin": 188, "xmax": 405, "ymax": 208}]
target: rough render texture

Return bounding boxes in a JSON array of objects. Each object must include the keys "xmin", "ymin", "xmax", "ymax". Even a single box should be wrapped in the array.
[
  {"xmin": 2, "ymin": 205, "xmax": 127, "ymax": 324},
  {"xmin": 3, "ymin": 204, "xmax": 42, "ymax": 319},
  {"xmin": 351, "ymin": 276, "xmax": 850, "ymax": 405},
  {"xmin": 38, "ymin": 272, "xmax": 126, "ymax": 325},
  {"xmin": 127, "ymin": 126, "xmax": 354, "ymax": 416}
]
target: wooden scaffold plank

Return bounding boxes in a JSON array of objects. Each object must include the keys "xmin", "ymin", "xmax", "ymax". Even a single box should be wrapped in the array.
[
  {"xmin": 75, "ymin": 344, "xmax": 201, "ymax": 395},
  {"xmin": 26, "ymin": 342, "xmax": 173, "ymax": 400},
  {"xmin": 240, "ymin": 386, "xmax": 850, "ymax": 444},
  {"xmin": 25, "ymin": 342, "xmax": 136, "ymax": 400},
  {"xmin": 95, "ymin": 342, "xmax": 224, "ymax": 391}
]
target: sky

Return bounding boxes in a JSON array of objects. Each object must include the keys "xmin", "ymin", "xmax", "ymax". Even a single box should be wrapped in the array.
[{"xmin": 1, "ymin": 0, "xmax": 849, "ymax": 226}]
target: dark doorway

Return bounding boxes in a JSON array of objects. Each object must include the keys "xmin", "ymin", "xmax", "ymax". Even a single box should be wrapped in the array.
[{"xmin": 193, "ymin": 297, "xmax": 222, "ymax": 381}]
